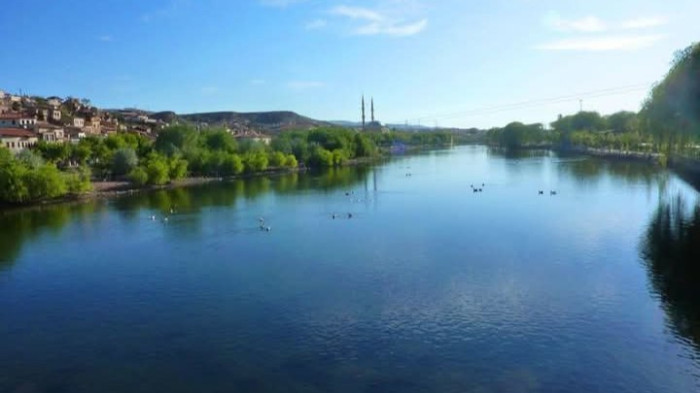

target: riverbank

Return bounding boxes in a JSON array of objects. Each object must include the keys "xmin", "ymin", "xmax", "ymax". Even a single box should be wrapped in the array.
[
  {"xmin": 562, "ymin": 146, "xmax": 662, "ymax": 163},
  {"xmin": 488, "ymin": 143, "xmax": 700, "ymax": 191},
  {"xmin": 0, "ymin": 155, "xmax": 386, "ymax": 211},
  {"xmin": 0, "ymin": 170, "xmax": 304, "ymax": 212},
  {"xmin": 561, "ymin": 146, "xmax": 700, "ymax": 188}
]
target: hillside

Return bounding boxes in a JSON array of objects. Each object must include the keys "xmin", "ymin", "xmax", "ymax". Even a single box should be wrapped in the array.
[{"xmin": 149, "ymin": 111, "xmax": 330, "ymax": 135}]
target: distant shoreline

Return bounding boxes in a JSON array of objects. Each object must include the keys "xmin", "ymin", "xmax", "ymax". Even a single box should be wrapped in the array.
[{"xmin": 489, "ymin": 144, "xmax": 700, "ymax": 190}]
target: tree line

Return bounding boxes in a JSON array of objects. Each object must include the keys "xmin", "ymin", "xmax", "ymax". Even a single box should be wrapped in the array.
[
  {"xmin": 0, "ymin": 123, "xmax": 456, "ymax": 204},
  {"xmin": 487, "ymin": 42, "xmax": 700, "ymax": 159}
]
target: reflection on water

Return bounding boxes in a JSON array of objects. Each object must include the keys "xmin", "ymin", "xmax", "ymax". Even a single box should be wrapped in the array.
[
  {"xmin": 0, "ymin": 167, "xmax": 372, "ymax": 267},
  {"xmin": 487, "ymin": 147, "xmax": 551, "ymax": 160},
  {"xmin": 641, "ymin": 195, "xmax": 700, "ymax": 350},
  {"xmin": 560, "ymin": 156, "xmax": 662, "ymax": 186},
  {"xmin": 0, "ymin": 202, "xmax": 104, "ymax": 269},
  {"xmin": 1, "ymin": 147, "xmax": 699, "ymax": 393}
]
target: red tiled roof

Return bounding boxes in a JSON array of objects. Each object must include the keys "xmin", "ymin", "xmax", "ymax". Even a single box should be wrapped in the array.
[
  {"xmin": 0, "ymin": 113, "xmax": 34, "ymax": 120},
  {"xmin": 34, "ymin": 122, "xmax": 63, "ymax": 130},
  {"xmin": 0, "ymin": 128, "xmax": 37, "ymax": 138}
]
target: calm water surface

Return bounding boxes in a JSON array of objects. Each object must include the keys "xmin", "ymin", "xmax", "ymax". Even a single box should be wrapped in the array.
[{"xmin": 1, "ymin": 146, "xmax": 699, "ymax": 393}]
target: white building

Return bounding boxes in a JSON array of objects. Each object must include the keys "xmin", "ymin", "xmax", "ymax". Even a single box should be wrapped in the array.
[
  {"xmin": 0, "ymin": 113, "xmax": 37, "ymax": 128},
  {"xmin": 0, "ymin": 128, "xmax": 38, "ymax": 153},
  {"xmin": 46, "ymin": 96, "xmax": 62, "ymax": 108},
  {"xmin": 34, "ymin": 123, "xmax": 65, "ymax": 142}
]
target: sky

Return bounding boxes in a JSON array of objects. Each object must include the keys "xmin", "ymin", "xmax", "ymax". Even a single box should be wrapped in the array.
[{"xmin": 1, "ymin": 0, "xmax": 698, "ymax": 128}]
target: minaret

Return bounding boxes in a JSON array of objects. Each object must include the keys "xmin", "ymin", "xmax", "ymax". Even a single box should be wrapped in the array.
[
  {"xmin": 361, "ymin": 95, "xmax": 366, "ymax": 129},
  {"xmin": 371, "ymin": 97, "xmax": 375, "ymax": 122}
]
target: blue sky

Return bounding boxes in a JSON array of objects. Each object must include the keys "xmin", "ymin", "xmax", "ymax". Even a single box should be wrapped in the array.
[{"xmin": 1, "ymin": 0, "xmax": 698, "ymax": 128}]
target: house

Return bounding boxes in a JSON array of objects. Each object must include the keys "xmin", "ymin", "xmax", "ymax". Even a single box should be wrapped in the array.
[
  {"xmin": 34, "ymin": 122, "xmax": 65, "ymax": 142},
  {"xmin": 27, "ymin": 106, "xmax": 51, "ymax": 121},
  {"xmin": 22, "ymin": 96, "xmax": 36, "ymax": 105},
  {"xmin": 64, "ymin": 97, "xmax": 82, "ymax": 112},
  {"xmin": 84, "ymin": 117, "xmax": 101, "ymax": 134},
  {"xmin": 0, "ymin": 128, "xmax": 38, "ymax": 153},
  {"xmin": 0, "ymin": 113, "xmax": 37, "ymax": 128},
  {"xmin": 101, "ymin": 122, "xmax": 118, "ymax": 135},
  {"xmin": 73, "ymin": 117, "xmax": 85, "ymax": 128},
  {"xmin": 46, "ymin": 96, "xmax": 62, "ymax": 108},
  {"xmin": 65, "ymin": 127, "xmax": 86, "ymax": 143},
  {"xmin": 0, "ymin": 102, "xmax": 10, "ymax": 114},
  {"xmin": 51, "ymin": 109, "xmax": 62, "ymax": 122},
  {"xmin": 234, "ymin": 131, "xmax": 272, "ymax": 145}
]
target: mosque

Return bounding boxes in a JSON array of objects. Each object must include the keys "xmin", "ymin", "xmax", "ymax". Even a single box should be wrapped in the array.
[{"xmin": 361, "ymin": 95, "xmax": 389, "ymax": 133}]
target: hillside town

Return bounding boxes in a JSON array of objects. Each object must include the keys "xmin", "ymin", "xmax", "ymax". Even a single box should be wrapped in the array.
[
  {"xmin": 0, "ymin": 89, "xmax": 163, "ymax": 153},
  {"xmin": 0, "ymin": 89, "xmax": 277, "ymax": 154}
]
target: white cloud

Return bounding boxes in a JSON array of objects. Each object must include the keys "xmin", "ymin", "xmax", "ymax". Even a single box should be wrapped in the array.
[
  {"xmin": 331, "ymin": 5, "xmax": 383, "ymax": 21},
  {"xmin": 287, "ymin": 81, "xmax": 325, "ymax": 89},
  {"xmin": 355, "ymin": 19, "xmax": 428, "ymax": 37},
  {"xmin": 546, "ymin": 13, "xmax": 607, "ymax": 32},
  {"xmin": 536, "ymin": 34, "xmax": 665, "ymax": 51},
  {"xmin": 544, "ymin": 12, "xmax": 669, "ymax": 33},
  {"xmin": 305, "ymin": 19, "xmax": 328, "ymax": 30},
  {"xmin": 330, "ymin": 4, "xmax": 427, "ymax": 37},
  {"xmin": 621, "ymin": 17, "xmax": 667, "ymax": 30},
  {"xmin": 98, "ymin": 35, "xmax": 113, "ymax": 42}
]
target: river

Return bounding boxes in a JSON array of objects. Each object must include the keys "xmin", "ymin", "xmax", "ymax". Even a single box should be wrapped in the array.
[{"xmin": 1, "ymin": 146, "xmax": 699, "ymax": 392}]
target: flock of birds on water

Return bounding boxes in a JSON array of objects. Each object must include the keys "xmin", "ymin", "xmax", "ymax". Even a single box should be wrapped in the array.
[
  {"xmin": 469, "ymin": 183, "xmax": 557, "ymax": 195},
  {"xmin": 147, "ymin": 170, "xmax": 559, "ymax": 230},
  {"xmin": 150, "ymin": 207, "xmax": 177, "ymax": 223}
]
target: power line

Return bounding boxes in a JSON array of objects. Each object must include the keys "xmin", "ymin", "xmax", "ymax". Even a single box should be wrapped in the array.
[{"xmin": 393, "ymin": 83, "xmax": 651, "ymax": 124}]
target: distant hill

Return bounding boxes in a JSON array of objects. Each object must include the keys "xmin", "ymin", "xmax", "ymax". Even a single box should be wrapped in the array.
[
  {"xmin": 150, "ymin": 111, "xmax": 179, "ymax": 123},
  {"xmin": 148, "ymin": 111, "xmax": 330, "ymax": 135},
  {"xmin": 328, "ymin": 120, "xmax": 362, "ymax": 128}
]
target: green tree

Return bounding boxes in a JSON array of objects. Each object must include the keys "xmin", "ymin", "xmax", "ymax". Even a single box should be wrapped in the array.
[
  {"xmin": 24, "ymin": 164, "xmax": 67, "ymax": 200},
  {"xmin": 65, "ymin": 167, "xmax": 93, "ymax": 194},
  {"xmin": 155, "ymin": 125, "xmax": 198, "ymax": 156},
  {"xmin": 146, "ymin": 160, "xmax": 170, "ymax": 185},
  {"xmin": 112, "ymin": 148, "xmax": 138, "ymax": 176},
  {"xmin": 309, "ymin": 146, "xmax": 334, "ymax": 167},
  {"xmin": 284, "ymin": 154, "xmax": 298, "ymax": 168},
  {"xmin": 269, "ymin": 151, "xmax": 287, "ymax": 167},
  {"xmin": 17, "ymin": 150, "xmax": 45, "ymax": 169},
  {"xmin": 169, "ymin": 157, "xmax": 188, "ymax": 180},
  {"xmin": 221, "ymin": 154, "xmax": 244, "ymax": 176},
  {"xmin": 354, "ymin": 133, "xmax": 376, "ymax": 157},
  {"xmin": 0, "ymin": 150, "xmax": 29, "ymax": 203},
  {"xmin": 128, "ymin": 167, "xmax": 148, "ymax": 186},
  {"xmin": 243, "ymin": 151, "xmax": 269, "ymax": 172},
  {"xmin": 36, "ymin": 141, "xmax": 71, "ymax": 164},
  {"xmin": 71, "ymin": 142, "xmax": 92, "ymax": 165},
  {"xmin": 606, "ymin": 111, "xmax": 639, "ymax": 134},
  {"xmin": 641, "ymin": 43, "xmax": 700, "ymax": 155},
  {"xmin": 202, "ymin": 129, "xmax": 237, "ymax": 152}
]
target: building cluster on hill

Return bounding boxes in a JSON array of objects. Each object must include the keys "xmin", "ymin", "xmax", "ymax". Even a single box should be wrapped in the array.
[{"xmin": 0, "ymin": 90, "xmax": 167, "ymax": 153}]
